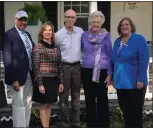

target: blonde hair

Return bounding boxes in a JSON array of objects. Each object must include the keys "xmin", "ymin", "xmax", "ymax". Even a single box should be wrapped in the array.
[{"xmin": 38, "ymin": 22, "xmax": 55, "ymax": 44}]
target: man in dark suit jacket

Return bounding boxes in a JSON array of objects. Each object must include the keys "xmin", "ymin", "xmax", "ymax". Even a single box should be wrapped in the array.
[{"xmin": 2, "ymin": 10, "xmax": 35, "ymax": 127}]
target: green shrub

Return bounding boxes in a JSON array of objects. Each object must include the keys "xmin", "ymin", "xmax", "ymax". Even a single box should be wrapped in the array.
[
  {"xmin": 30, "ymin": 107, "xmax": 153, "ymax": 128},
  {"xmin": 23, "ymin": 2, "xmax": 47, "ymax": 24}
]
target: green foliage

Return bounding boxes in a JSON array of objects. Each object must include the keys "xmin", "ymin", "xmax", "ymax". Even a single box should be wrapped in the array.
[
  {"xmin": 110, "ymin": 121, "xmax": 124, "ymax": 128},
  {"xmin": 143, "ymin": 113, "xmax": 153, "ymax": 128},
  {"xmin": 23, "ymin": 2, "xmax": 47, "ymax": 23},
  {"xmin": 30, "ymin": 107, "xmax": 153, "ymax": 128},
  {"xmin": 109, "ymin": 106, "xmax": 124, "ymax": 123},
  {"xmin": 31, "ymin": 109, "xmax": 39, "ymax": 118}
]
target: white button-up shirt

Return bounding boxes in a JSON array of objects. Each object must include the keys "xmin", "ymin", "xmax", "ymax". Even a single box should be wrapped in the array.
[
  {"xmin": 55, "ymin": 26, "xmax": 84, "ymax": 63},
  {"xmin": 15, "ymin": 25, "xmax": 32, "ymax": 57}
]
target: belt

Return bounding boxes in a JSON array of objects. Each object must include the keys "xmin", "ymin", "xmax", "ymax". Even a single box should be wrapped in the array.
[{"xmin": 62, "ymin": 61, "xmax": 80, "ymax": 66}]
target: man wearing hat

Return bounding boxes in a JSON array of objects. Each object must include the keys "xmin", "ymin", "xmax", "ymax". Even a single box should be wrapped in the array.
[{"xmin": 2, "ymin": 10, "xmax": 35, "ymax": 127}]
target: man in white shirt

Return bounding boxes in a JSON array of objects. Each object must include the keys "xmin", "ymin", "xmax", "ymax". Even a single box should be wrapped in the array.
[{"xmin": 56, "ymin": 9, "xmax": 83, "ymax": 128}]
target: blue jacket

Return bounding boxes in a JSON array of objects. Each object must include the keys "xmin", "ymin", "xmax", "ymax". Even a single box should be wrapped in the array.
[
  {"xmin": 112, "ymin": 33, "xmax": 149, "ymax": 89},
  {"xmin": 2, "ymin": 27, "xmax": 35, "ymax": 86}
]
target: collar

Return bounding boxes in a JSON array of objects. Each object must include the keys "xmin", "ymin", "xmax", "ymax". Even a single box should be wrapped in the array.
[
  {"xmin": 120, "ymin": 41, "xmax": 128, "ymax": 46},
  {"xmin": 120, "ymin": 32, "xmax": 134, "ymax": 46},
  {"xmin": 15, "ymin": 25, "xmax": 25, "ymax": 34},
  {"xmin": 64, "ymin": 26, "xmax": 77, "ymax": 34},
  {"xmin": 40, "ymin": 40, "xmax": 55, "ymax": 48}
]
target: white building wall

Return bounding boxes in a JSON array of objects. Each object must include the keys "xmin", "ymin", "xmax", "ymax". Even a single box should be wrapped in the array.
[
  {"xmin": 4, "ymin": 2, "xmax": 42, "ymax": 44},
  {"xmin": 5, "ymin": 2, "xmax": 152, "ymax": 43},
  {"xmin": 111, "ymin": 2, "xmax": 152, "ymax": 42},
  {"xmin": 90, "ymin": 2, "xmax": 97, "ymax": 13}
]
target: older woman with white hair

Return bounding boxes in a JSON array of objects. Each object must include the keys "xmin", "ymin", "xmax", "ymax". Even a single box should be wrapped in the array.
[{"xmin": 81, "ymin": 11, "xmax": 112, "ymax": 128}]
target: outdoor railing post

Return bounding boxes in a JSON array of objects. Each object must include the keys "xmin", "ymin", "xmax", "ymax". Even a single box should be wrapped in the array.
[
  {"xmin": 147, "ymin": 41, "xmax": 153, "ymax": 113},
  {"xmin": 151, "ymin": 41, "xmax": 153, "ymax": 113}
]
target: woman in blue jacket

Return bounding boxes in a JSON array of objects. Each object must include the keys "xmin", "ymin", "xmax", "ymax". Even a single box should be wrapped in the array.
[{"xmin": 112, "ymin": 17, "xmax": 149, "ymax": 128}]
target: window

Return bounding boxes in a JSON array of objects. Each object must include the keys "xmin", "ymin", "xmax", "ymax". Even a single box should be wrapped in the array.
[{"xmin": 75, "ymin": 17, "xmax": 88, "ymax": 31}]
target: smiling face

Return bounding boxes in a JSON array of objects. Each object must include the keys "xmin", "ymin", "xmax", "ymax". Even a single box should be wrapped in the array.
[
  {"xmin": 15, "ymin": 17, "xmax": 28, "ymax": 30},
  {"xmin": 90, "ymin": 16, "xmax": 102, "ymax": 33},
  {"xmin": 64, "ymin": 9, "xmax": 76, "ymax": 28},
  {"xmin": 120, "ymin": 19, "xmax": 132, "ymax": 36},
  {"xmin": 42, "ymin": 25, "xmax": 52, "ymax": 41}
]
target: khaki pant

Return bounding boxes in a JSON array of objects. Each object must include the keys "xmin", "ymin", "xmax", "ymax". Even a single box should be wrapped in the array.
[
  {"xmin": 11, "ymin": 72, "xmax": 33, "ymax": 127},
  {"xmin": 60, "ymin": 64, "xmax": 81, "ymax": 128}
]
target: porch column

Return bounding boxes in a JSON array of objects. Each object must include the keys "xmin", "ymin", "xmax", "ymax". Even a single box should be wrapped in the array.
[{"xmin": 90, "ymin": 2, "xmax": 97, "ymax": 13}]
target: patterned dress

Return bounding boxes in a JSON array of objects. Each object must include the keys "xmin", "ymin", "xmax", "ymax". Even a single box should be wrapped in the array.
[{"xmin": 32, "ymin": 40, "xmax": 63, "ymax": 104}]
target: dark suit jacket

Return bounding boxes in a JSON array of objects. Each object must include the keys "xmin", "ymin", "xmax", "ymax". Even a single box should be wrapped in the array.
[{"xmin": 2, "ymin": 27, "xmax": 35, "ymax": 86}]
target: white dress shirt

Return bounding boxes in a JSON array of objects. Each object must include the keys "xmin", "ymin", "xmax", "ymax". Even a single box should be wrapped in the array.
[{"xmin": 55, "ymin": 26, "xmax": 84, "ymax": 63}]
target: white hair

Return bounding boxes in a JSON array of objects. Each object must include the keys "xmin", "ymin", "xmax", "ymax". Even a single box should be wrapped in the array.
[{"xmin": 88, "ymin": 11, "xmax": 105, "ymax": 25}]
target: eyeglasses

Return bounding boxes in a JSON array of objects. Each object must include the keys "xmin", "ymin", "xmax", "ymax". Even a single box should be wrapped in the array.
[{"xmin": 65, "ymin": 16, "xmax": 76, "ymax": 19}]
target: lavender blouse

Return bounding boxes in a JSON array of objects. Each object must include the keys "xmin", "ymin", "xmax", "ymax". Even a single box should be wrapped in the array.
[{"xmin": 81, "ymin": 31, "xmax": 113, "ymax": 75}]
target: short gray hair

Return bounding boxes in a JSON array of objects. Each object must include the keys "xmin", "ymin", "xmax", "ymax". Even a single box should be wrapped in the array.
[{"xmin": 88, "ymin": 11, "xmax": 105, "ymax": 25}]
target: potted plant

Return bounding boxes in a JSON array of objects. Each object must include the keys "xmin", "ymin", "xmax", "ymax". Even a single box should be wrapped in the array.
[{"xmin": 23, "ymin": 2, "xmax": 47, "ymax": 25}]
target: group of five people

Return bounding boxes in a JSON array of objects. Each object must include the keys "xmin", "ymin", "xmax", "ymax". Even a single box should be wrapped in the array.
[{"xmin": 2, "ymin": 8, "xmax": 149, "ymax": 128}]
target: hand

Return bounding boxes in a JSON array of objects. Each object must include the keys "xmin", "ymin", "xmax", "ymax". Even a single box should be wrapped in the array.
[
  {"xmin": 59, "ymin": 84, "xmax": 64, "ymax": 92},
  {"xmin": 13, "ymin": 81, "xmax": 20, "ymax": 91},
  {"xmin": 39, "ymin": 85, "xmax": 45, "ymax": 94},
  {"xmin": 137, "ymin": 82, "xmax": 144, "ymax": 89},
  {"xmin": 104, "ymin": 75, "xmax": 111, "ymax": 88}
]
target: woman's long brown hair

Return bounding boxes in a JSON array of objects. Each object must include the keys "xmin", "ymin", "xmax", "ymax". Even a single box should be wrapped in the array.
[{"xmin": 38, "ymin": 22, "xmax": 55, "ymax": 45}]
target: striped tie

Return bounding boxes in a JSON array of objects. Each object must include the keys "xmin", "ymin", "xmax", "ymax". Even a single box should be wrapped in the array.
[{"xmin": 22, "ymin": 31, "xmax": 32, "ymax": 71}]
